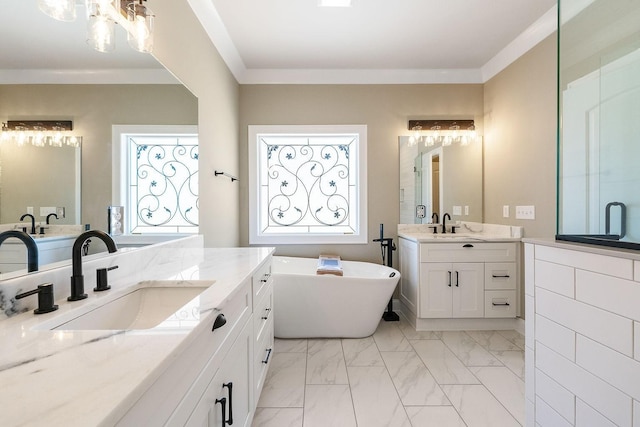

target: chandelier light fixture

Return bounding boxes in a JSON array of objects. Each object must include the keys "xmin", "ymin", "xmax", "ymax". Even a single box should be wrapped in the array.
[
  {"xmin": 1, "ymin": 121, "xmax": 82, "ymax": 148},
  {"xmin": 38, "ymin": 0, "xmax": 76, "ymax": 22},
  {"xmin": 38, "ymin": 0, "xmax": 154, "ymax": 54},
  {"xmin": 407, "ymin": 120, "xmax": 480, "ymax": 147}
]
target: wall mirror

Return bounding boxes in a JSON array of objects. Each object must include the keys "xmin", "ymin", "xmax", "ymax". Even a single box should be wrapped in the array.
[
  {"xmin": 0, "ymin": 2, "xmax": 197, "ymax": 278},
  {"xmin": 557, "ymin": 0, "xmax": 640, "ymax": 249},
  {"xmin": 399, "ymin": 136, "xmax": 483, "ymax": 225}
]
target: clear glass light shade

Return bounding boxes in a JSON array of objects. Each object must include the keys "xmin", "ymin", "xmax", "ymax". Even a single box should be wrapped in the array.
[
  {"xmin": 127, "ymin": 1, "xmax": 154, "ymax": 53},
  {"xmin": 86, "ymin": 0, "xmax": 119, "ymax": 53},
  {"xmin": 38, "ymin": 0, "xmax": 76, "ymax": 22}
]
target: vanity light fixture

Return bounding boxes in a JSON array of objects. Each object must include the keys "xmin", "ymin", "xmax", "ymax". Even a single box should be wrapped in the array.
[
  {"xmin": 126, "ymin": 0, "xmax": 154, "ymax": 53},
  {"xmin": 0, "ymin": 121, "xmax": 82, "ymax": 148},
  {"xmin": 86, "ymin": 0, "xmax": 119, "ymax": 53},
  {"xmin": 407, "ymin": 120, "xmax": 479, "ymax": 147}
]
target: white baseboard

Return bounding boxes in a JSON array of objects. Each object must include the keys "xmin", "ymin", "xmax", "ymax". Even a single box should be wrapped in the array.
[{"xmin": 396, "ymin": 299, "xmax": 525, "ymax": 332}]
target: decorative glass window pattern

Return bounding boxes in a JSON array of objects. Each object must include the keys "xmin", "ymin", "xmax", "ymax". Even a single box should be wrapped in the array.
[
  {"xmin": 127, "ymin": 134, "xmax": 199, "ymax": 234},
  {"xmin": 249, "ymin": 125, "xmax": 367, "ymax": 245}
]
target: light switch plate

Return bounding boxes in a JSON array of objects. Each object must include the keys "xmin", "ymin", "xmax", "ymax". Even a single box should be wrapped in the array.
[
  {"xmin": 464, "ymin": 206, "xmax": 469, "ymax": 216},
  {"xmin": 56, "ymin": 207, "xmax": 66, "ymax": 218},
  {"xmin": 453, "ymin": 205, "xmax": 462, "ymax": 215},
  {"xmin": 515, "ymin": 205, "xmax": 535, "ymax": 220},
  {"xmin": 503, "ymin": 205, "xmax": 509, "ymax": 218}
]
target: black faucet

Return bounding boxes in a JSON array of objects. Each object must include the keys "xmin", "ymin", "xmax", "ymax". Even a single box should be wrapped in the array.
[
  {"xmin": 442, "ymin": 213, "xmax": 451, "ymax": 234},
  {"xmin": 69, "ymin": 230, "xmax": 118, "ymax": 301},
  {"xmin": 46, "ymin": 213, "xmax": 58, "ymax": 224},
  {"xmin": 431, "ymin": 212, "xmax": 439, "ymax": 224},
  {"xmin": 20, "ymin": 213, "xmax": 36, "ymax": 235},
  {"xmin": 0, "ymin": 230, "xmax": 39, "ymax": 272}
]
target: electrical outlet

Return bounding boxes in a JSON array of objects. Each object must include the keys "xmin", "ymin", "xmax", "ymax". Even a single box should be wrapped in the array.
[
  {"xmin": 453, "ymin": 205, "xmax": 462, "ymax": 215},
  {"xmin": 27, "ymin": 206, "xmax": 33, "ymax": 215},
  {"xmin": 56, "ymin": 207, "xmax": 66, "ymax": 218},
  {"xmin": 464, "ymin": 206, "xmax": 469, "ymax": 216},
  {"xmin": 515, "ymin": 205, "xmax": 535, "ymax": 220},
  {"xmin": 503, "ymin": 205, "xmax": 509, "ymax": 218}
]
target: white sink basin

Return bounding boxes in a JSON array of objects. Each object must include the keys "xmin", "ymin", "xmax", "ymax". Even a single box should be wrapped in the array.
[{"xmin": 38, "ymin": 280, "xmax": 214, "ymax": 331}]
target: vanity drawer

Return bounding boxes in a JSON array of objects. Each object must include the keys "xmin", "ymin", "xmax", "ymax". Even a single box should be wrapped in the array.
[
  {"xmin": 420, "ymin": 242, "xmax": 516, "ymax": 263},
  {"xmin": 253, "ymin": 281, "xmax": 274, "ymax": 345},
  {"xmin": 484, "ymin": 290, "xmax": 516, "ymax": 318},
  {"xmin": 252, "ymin": 257, "xmax": 272, "ymax": 306},
  {"xmin": 484, "ymin": 263, "xmax": 517, "ymax": 290},
  {"xmin": 254, "ymin": 315, "xmax": 274, "ymax": 399}
]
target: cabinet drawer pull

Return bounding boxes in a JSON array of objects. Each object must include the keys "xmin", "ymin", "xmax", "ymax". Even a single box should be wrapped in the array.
[
  {"xmin": 492, "ymin": 274, "xmax": 510, "ymax": 278},
  {"xmin": 223, "ymin": 382, "xmax": 233, "ymax": 425},
  {"xmin": 463, "ymin": 244, "xmax": 474, "ymax": 248},
  {"xmin": 261, "ymin": 307, "xmax": 272, "ymax": 320},
  {"xmin": 492, "ymin": 302, "xmax": 510, "ymax": 306},
  {"xmin": 260, "ymin": 273, "xmax": 271, "ymax": 283},
  {"xmin": 455, "ymin": 271, "xmax": 459, "ymax": 287},
  {"xmin": 212, "ymin": 313, "xmax": 227, "ymax": 332},
  {"xmin": 447, "ymin": 271, "xmax": 452, "ymax": 287},
  {"xmin": 262, "ymin": 348, "xmax": 273, "ymax": 364},
  {"xmin": 215, "ymin": 397, "xmax": 227, "ymax": 427}
]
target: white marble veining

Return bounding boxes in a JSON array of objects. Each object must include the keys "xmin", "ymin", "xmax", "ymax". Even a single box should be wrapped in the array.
[
  {"xmin": 398, "ymin": 222, "xmax": 523, "ymax": 243},
  {"xmin": 373, "ymin": 320, "xmax": 413, "ymax": 351},
  {"xmin": 258, "ymin": 352, "xmax": 307, "ymax": 408},
  {"xmin": 441, "ymin": 331, "xmax": 503, "ymax": 367},
  {"xmin": 0, "ymin": 239, "xmax": 274, "ymax": 426},
  {"xmin": 256, "ymin": 324, "xmax": 525, "ymax": 427},
  {"xmin": 306, "ymin": 339, "xmax": 348, "ymax": 384}
]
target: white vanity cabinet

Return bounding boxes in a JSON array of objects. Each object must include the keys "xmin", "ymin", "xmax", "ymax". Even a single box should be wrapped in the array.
[
  {"xmin": 399, "ymin": 238, "xmax": 519, "ymax": 320},
  {"xmin": 420, "ymin": 262, "xmax": 484, "ymax": 317},
  {"xmin": 118, "ymin": 255, "xmax": 274, "ymax": 427}
]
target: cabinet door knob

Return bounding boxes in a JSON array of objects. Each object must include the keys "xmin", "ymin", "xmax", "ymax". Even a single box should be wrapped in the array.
[{"xmin": 212, "ymin": 313, "xmax": 227, "ymax": 332}]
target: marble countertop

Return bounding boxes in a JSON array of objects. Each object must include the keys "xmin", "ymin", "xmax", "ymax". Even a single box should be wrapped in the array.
[
  {"xmin": 398, "ymin": 222, "xmax": 522, "ymax": 243},
  {"xmin": 0, "ymin": 246, "xmax": 274, "ymax": 426}
]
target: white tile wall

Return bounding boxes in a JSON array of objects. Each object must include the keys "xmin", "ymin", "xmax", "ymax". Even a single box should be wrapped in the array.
[
  {"xmin": 536, "ymin": 343, "xmax": 632, "ymax": 427},
  {"xmin": 534, "ymin": 245, "xmax": 633, "ymax": 279},
  {"xmin": 527, "ymin": 242, "xmax": 640, "ymax": 427},
  {"xmin": 536, "ymin": 287, "xmax": 633, "ymax": 356},
  {"xmin": 575, "ymin": 398, "xmax": 619, "ymax": 427},
  {"xmin": 576, "ymin": 270, "xmax": 640, "ymax": 322},
  {"xmin": 525, "ymin": 244, "xmax": 535, "ymax": 297},
  {"xmin": 534, "ymin": 260, "xmax": 575, "ymax": 297},
  {"xmin": 535, "ymin": 396, "xmax": 573, "ymax": 427},
  {"xmin": 534, "ymin": 314, "xmax": 575, "ymax": 361},
  {"xmin": 576, "ymin": 335, "xmax": 640, "ymax": 400},
  {"xmin": 534, "ymin": 369, "xmax": 575, "ymax": 424}
]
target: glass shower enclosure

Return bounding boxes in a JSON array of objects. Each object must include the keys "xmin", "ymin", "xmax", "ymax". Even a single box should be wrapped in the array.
[{"xmin": 557, "ymin": 0, "xmax": 640, "ymax": 249}]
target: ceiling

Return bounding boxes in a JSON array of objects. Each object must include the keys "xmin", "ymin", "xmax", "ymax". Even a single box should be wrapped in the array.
[{"xmin": 0, "ymin": 0, "xmax": 557, "ymax": 84}]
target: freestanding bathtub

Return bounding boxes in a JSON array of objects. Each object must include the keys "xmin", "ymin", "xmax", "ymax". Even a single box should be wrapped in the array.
[{"xmin": 272, "ymin": 256, "xmax": 401, "ymax": 338}]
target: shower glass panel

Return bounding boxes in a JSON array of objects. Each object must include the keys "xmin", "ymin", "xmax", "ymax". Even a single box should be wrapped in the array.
[{"xmin": 557, "ymin": 0, "xmax": 640, "ymax": 249}]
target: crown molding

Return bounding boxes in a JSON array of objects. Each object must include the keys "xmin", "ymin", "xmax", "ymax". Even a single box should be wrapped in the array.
[{"xmin": 0, "ymin": 68, "xmax": 179, "ymax": 84}]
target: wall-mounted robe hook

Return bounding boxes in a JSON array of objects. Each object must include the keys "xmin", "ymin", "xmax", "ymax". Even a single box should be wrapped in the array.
[{"xmin": 215, "ymin": 171, "xmax": 238, "ymax": 182}]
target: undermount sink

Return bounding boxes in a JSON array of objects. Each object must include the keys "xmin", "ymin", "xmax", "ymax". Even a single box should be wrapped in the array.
[{"xmin": 37, "ymin": 280, "xmax": 214, "ymax": 331}]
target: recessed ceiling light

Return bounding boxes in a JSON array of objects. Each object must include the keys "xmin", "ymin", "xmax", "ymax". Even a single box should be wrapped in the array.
[{"xmin": 318, "ymin": 0, "xmax": 351, "ymax": 7}]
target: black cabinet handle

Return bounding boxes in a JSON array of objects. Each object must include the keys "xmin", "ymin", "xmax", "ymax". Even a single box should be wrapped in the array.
[
  {"xmin": 212, "ymin": 313, "xmax": 227, "ymax": 332},
  {"xmin": 447, "ymin": 271, "xmax": 452, "ymax": 287},
  {"xmin": 261, "ymin": 307, "xmax": 272, "ymax": 320},
  {"xmin": 463, "ymin": 244, "xmax": 474, "ymax": 248},
  {"xmin": 260, "ymin": 273, "xmax": 271, "ymax": 283},
  {"xmin": 492, "ymin": 302, "xmax": 510, "ymax": 306},
  {"xmin": 262, "ymin": 348, "xmax": 273, "ymax": 364},
  {"xmin": 215, "ymin": 397, "xmax": 227, "ymax": 427},
  {"xmin": 492, "ymin": 274, "xmax": 510, "ymax": 278},
  {"xmin": 223, "ymin": 382, "xmax": 233, "ymax": 425},
  {"xmin": 455, "ymin": 271, "xmax": 459, "ymax": 287}
]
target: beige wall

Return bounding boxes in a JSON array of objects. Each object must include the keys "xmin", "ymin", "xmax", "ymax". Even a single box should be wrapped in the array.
[
  {"xmin": 0, "ymin": 84, "xmax": 197, "ymax": 230},
  {"xmin": 483, "ymin": 34, "xmax": 558, "ymax": 238},
  {"xmin": 239, "ymin": 84, "xmax": 484, "ymax": 262},
  {"xmin": 152, "ymin": 0, "xmax": 241, "ymax": 247}
]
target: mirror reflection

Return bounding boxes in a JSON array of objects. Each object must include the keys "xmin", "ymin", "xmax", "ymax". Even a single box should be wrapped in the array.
[{"xmin": 399, "ymin": 136, "xmax": 483, "ymax": 225}]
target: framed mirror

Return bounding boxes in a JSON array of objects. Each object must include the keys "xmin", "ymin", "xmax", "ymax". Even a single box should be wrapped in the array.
[{"xmin": 399, "ymin": 136, "xmax": 483, "ymax": 224}]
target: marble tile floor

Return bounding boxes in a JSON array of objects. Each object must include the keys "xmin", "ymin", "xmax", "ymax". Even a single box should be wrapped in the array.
[{"xmin": 253, "ymin": 319, "xmax": 525, "ymax": 427}]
